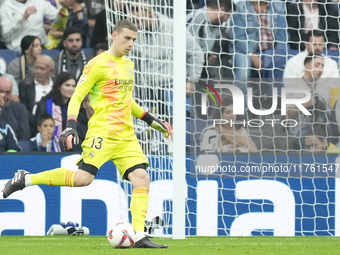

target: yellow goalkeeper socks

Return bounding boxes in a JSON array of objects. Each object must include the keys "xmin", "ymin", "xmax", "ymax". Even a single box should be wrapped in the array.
[
  {"xmin": 130, "ymin": 187, "xmax": 149, "ymax": 233},
  {"xmin": 29, "ymin": 168, "xmax": 75, "ymax": 187}
]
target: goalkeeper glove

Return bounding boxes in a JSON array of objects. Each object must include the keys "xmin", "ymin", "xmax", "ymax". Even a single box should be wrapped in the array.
[
  {"xmin": 140, "ymin": 111, "xmax": 172, "ymax": 138},
  {"xmin": 59, "ymin": 119, "xmax": 79, "ymax": 150}
]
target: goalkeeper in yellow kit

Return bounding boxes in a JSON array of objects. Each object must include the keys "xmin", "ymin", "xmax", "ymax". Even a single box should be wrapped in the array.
[{"xmin": 2, "ymin": 20, "xmax": 171, "ymax": 249}]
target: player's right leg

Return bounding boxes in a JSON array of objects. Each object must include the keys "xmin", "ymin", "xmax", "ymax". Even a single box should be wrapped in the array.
[
  {"xmin": 3, "ymin": 136, "xmax": 110, "ymax": 198},
  {"xmin": 2, "ymin": 161, "xmax": 98, "ymax": 198},
  {"xmin": 2, "ymin": 168, "xmax": 79, "ymax": 198}
]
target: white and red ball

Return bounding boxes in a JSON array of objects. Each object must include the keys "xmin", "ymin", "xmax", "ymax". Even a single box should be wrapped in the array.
[{"xmin": 108, "ymin": 222, "xmax": 135, "ymax": 248}]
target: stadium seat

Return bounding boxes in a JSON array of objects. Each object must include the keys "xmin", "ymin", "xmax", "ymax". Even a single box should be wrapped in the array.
[
  {"xmin": 324, "ymin": 49, "xmax": 340, "ymax": 64},
  {"xmin": 82, "ymin": 48, "xmax": 93, "ymax": 57},
  {"xmin": 18, "ymin": 140, "xmax": 31, "ymax": 152},
  {"xmin": 42, "ymin": 49, "xmax": 60, "ymax": 58},
  {"xmin": 190, "ymin": 118, "xmax": 210, "ymax": 153},
  {"xmin": 288, "ymin": 49, "xmax": 300, "ymax": 56},
  {"xmin": 261, "ymin": 48, "xmax": 299, "ymax": 79},
  {"xmin": 0, "ymin": 49, "xmax": 17, "ymax": 66}
]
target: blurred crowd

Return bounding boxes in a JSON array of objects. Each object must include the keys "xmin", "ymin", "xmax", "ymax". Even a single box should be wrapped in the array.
[{"xmin": 0, "ymin": 0, "xmax": 339, "ymax": 154}]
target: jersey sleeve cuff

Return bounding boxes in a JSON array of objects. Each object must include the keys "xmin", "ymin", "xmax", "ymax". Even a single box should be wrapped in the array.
[{"xmin": 66, "ymin": 118, "xmax": 77, "ymax": 130}]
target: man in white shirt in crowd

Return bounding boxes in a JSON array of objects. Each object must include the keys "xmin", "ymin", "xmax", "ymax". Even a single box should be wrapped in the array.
[
  {"xmin": 0, "ymin": 0, "xmax": 58, "ymax": 51},
  {"xmin": 283, "ymin": 30, "xmax": 339, "ymax": 78},
  {"xmin": 284, "ymin": 29, "xmax": 339, "ymax": 79},
  {"xmin": 19, "ymin": 55, "xmax": 54, "ymax": 136},
  {"xmin": 284, "ymin": 29, "xmax": 339, "ymax": 106},
  {"xmin": 286, "ymin": 54, "xmax": 330, "ymax": 149}
]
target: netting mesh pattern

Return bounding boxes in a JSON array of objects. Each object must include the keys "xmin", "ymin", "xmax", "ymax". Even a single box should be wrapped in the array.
[{"xmin": 105, "ymin": 0, "xmax": 340, "ymax": 236}]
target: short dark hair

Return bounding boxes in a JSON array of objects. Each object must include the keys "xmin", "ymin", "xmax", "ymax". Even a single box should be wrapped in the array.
[
  {"xmin": 113, "ymin": 19, "xmax": 138, "ymax": 34},
  {"xmin": 20, "ymin": 35, "xmax": 41, "ymax": 55},
  {"xmin": 62, "ymin": 27, "xmax": 82, "ymax": 41},
  {"xmin": 208, "ymin": 0, "xmax": 232, "ymax": 12},
  {"xmin": 305, "ymin": 128, "xmax": 326, "ymax": 142},
  {"xmin": 305, "ymin": 30, "xmax": 325, "ymax": 43},
  {"xmin": 93, "ymin": 43, "xmax": 108, "ymax": 56},
  {"xmin": 304, "ymin": 53, "xmax": 323, "ymax": 66},
  {"xmin": 37, "ymin": 113, "xmax": 54, "ymax": 127}
]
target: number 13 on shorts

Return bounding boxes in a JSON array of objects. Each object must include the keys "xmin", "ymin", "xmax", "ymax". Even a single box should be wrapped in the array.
[{"xmin": 91, "ymin": 137, "xmax": 104, "ymax": 150}]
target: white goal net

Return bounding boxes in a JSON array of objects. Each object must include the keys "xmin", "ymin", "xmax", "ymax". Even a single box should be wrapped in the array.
[{"xmin": 105, "ymin": 0, "xmax": 340, "ymax": 237}]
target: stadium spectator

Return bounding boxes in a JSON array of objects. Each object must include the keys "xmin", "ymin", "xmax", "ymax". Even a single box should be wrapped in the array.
[
  {"xmin": 30, "ymin": 113, "xmax": 62, "ymax": 152},
  {"xmin": 0, "ymin": 57, "xmax": 20, "ymax": 102},
  {"xmin": 91, "ymin": 0, "xmax": 127, "ymax": 47},
  {"xmin": 45, "ymin": 0, "xmax": 70, "ymax": 50},
  {"xmin": 186, "ymin": 0, "xmax": 233, "ymax": 79},
  {"xmin": 90, "ymin": 8, "xmax": 107, "ymax": 47},
  {"xmin": 229, "ymin": 0, "xmax": 288, "ymax": 79},
  {"xmin": 64, "ymin": 0, "xmax": 89, "ymax": 48},
  {"xmin": 54, "ymin": 28, "xmax": 91, "ymax": 80},
  {"xmin": 304, "ymin": 128, "xmax": 340, "ymax": 153},
  {"xmin": 35, "ymin": 72, "xmax": 77, "ymax": 138},
  {"xmin": 0, "ymin": 0, "xmax": 58, "ymax": 52},
  {"xmin": 286, "ymin": 0, "xmax": 339, "ymax": 51},
  {"xmin": 43, "ymin": 0, "xmax": 58, "ymax": 33},
  {"xmin": 200, "ymin": 96, "xmax": 257, "ymax": 153},
  {"xmin": 187, "ymin": 0, "xmax": 200, "ymax": 10},
  {"xmin": 82, "ymin": 0, "xmax": 105, "ymax": 39},
  {"xmin": 7, "ymin": 35, "xmax": 42, "ymax": 85},
  {"xmin": 131, "ymin": 1, "xmax": 204, "ymax": 114},
  {"xmin": 284, "ymin": 30, "xmax": 339, "ymax": 104},
  {"xmin": 0, "ymin": 91, "xmax": 21, "ymax": 152},
  {"xmin": 286, "ymin": 54, "xmax": 329, "ymax": 149},
  {"xmin": 19, "ymin": 55, "xmax": 55, "ymax": 136},
  {"xmin": 93, "ymin": 42, "xmax": 108, "ymax": 57},
  {"xmin": 284, "ymin": 30, "xmax": 339, "ymax": 79},
  {"xmin": 0, "ymin": 76, "xmax": 30, "ymax": 140}
]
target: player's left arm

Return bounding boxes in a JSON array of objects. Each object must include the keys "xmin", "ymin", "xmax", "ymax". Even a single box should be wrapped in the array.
[{"xmin": 131, "ymin": 100, "xmax": 171, "ymax": 138}]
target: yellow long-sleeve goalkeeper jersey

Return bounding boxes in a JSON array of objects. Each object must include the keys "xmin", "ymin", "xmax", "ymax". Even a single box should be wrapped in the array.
[{"xmin": 68, "ymin": 51, "xmax": 142, "ymax": 140}]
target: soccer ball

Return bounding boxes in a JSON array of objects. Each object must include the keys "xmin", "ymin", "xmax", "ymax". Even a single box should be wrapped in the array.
[{"xmin": 107, "ymin": 222, "xmax": 135, "ymax": 248}]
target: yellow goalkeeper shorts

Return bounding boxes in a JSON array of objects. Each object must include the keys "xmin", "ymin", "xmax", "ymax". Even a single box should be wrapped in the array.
[{"xmin": 76, "ymin": 136, "xmax": 149, "ymax": 177}]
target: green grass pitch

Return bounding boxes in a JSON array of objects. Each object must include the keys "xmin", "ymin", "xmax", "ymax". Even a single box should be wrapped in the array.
[{"xmin": 1, "ymin": 236, "xmax": 340, "ymax": 255}]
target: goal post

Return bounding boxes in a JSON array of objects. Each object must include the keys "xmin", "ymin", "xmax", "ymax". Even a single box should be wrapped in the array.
[{"xmin": 172, "ymin": 0, "xmax": 187, "ymax": 240}]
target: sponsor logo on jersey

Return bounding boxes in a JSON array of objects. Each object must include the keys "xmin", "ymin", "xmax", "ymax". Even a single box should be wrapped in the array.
[
  {"xmin": 114, "ymin": 79, "xmax": 133, "ymax": 86},
  {"xmin": 118, "ymin": 85, "xmax": 133, "ymax": 91}
]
